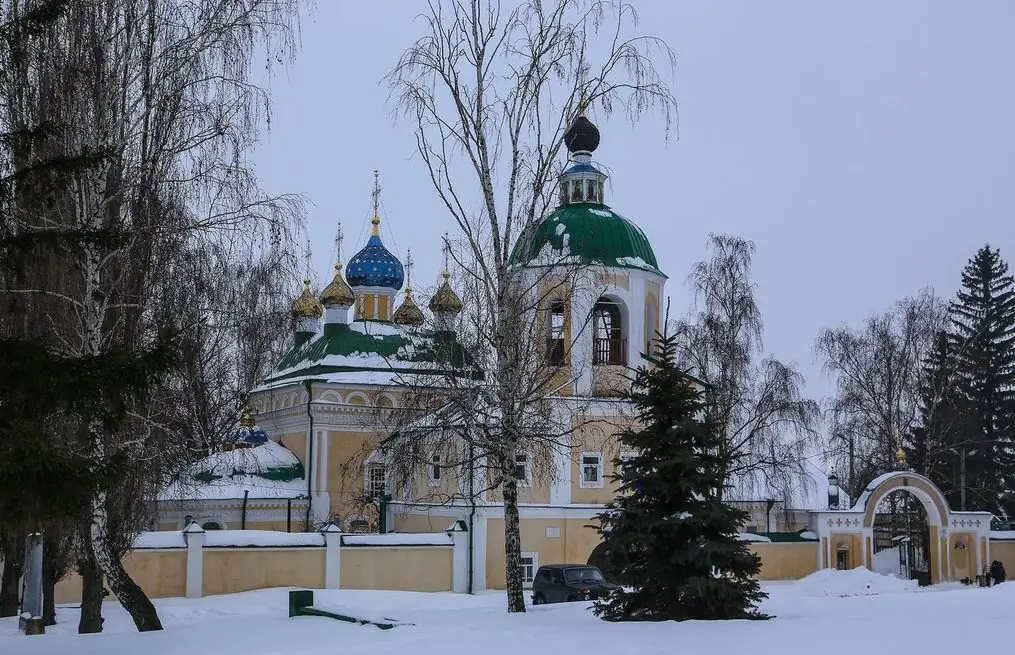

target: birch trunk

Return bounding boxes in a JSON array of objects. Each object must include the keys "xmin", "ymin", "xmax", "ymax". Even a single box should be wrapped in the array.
[
  {"xmin": 77, "ymin": 533, "xmax": 104, "ymax": 635},
  {"xmin": 502, "ymin": 451, "xmax": 526, "ymax": 613},
  {"xmin": 79, "ymin": 189, "xmax": 162, "ymax": 631}
]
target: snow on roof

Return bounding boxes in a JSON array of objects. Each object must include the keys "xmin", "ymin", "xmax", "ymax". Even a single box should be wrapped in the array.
[
  {"xmin": 726, "ymin": 457, "xmax": 840, "ymax": 510},
  {"xmin": 160, "ymin": 440, "xmax": 307, "ymax": 502}
]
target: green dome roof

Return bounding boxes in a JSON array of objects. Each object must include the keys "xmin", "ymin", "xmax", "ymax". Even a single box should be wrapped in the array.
[{"xmin": 508, "ymin": 203, "xmax": 661, "ymax": 275}]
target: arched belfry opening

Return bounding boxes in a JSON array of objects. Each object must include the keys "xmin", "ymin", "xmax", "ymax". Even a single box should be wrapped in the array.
[{"xmin": 591, "ymin": 297, "xmax": 626, "ymax": 366}]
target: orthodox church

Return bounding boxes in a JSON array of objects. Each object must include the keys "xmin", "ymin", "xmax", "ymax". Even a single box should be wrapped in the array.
[{"xmin": 154, "ymin": 109, "xmax": 829, "ymax": 590}]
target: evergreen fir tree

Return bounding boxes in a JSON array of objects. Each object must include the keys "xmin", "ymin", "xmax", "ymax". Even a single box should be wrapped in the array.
[
  {"xmin": 908, "ymin": 331, "xmax": 968, "ymax": 509},
  {"xmin": 947, "ymin": 245, "xmax": 1015, "ymax": 513},
  {"xmin": 593, "ymin": 331, "xmax": 768, "ymax": 622}
]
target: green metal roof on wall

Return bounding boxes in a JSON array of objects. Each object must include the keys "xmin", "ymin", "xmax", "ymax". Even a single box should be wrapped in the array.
[
  {"xmin": 508, "ymin": 203, "xmax": 662, "ymax": 275},
  {"xmin": 263, "ymin": 321, "xmax": 481, "ymax": 387}
]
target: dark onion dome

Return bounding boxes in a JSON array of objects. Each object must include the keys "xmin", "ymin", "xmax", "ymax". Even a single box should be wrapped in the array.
[
  {"xmin": 227, "ymin": 407, "xmax": 270, "ymax": 448},
  {"xmin": 564, "ymin": 113, "xmax": 600, "ymax": 154},
  {"xmin": 346, "ymin": 217, "xmax": 405, "ymax": 290}
]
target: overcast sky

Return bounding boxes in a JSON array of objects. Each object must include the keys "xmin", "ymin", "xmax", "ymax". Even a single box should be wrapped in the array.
[{"xmin": 253, "ymin": 0, "xmax": 1015, "ymax": 406}]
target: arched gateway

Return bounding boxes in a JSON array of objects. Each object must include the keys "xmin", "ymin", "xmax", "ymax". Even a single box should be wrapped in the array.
[{"xmin": 811, "ymin": 470, "xmax": 994, "ymax": 585}]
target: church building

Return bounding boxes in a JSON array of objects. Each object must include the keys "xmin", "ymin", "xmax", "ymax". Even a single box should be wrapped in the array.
[{"xmin": 156, "ymin": 109, "xmax": 726, "ymax": 591}]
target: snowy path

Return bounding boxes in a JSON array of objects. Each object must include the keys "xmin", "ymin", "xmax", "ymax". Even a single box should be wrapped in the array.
[{"xmin": 2, "ymin": 572, "xmax": 1011, "ymax": 655}]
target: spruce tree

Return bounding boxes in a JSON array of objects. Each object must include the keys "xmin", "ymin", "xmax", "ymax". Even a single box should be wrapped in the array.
[
  {"xmin": 908, "ymin": 331, "xmax": 968, "ymax": 509},
  {"xmin": 947, "ymin": 245, "xmax": 1015, "ymax": 513},
  {"xmin": 593, "ymin": 331, "xmax": 768, "ymax": 622}
]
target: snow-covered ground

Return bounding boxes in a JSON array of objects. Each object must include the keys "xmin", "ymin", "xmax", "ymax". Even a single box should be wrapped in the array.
[{"xmin": 2, "ymin": 569, "xmax": 1011, "ymax": 655}]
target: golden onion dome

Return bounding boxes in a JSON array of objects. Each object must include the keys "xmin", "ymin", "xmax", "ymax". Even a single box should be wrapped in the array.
[
  {"xmin": 428, "ymin": 271, "xmax": 463, "ymax": 315},
  {"xmin": 393, "ymin": 288, "xmax": 425, "ymax": 326},
  {"xmin": 291, "ymin": 278, "xmax": 323, "ymax": 319},
  {"xmin": 319, "ymin": 263, "xmax": 355, "ymax": 308}
]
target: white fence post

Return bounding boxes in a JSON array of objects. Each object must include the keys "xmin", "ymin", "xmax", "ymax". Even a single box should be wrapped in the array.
[
  {"xmin": 323, "ymin": 523, "xmax": 343, "ymax": 590},
  {"xmin": 447, "ymin": 520, "xmax": 469, "ymax": 594},
  {"xmin": 184, "ymin": 523, "xmax": 205, "ymax": 599}
]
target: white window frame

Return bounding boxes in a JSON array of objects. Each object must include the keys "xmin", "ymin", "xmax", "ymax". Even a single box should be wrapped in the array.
[
  {"xmin": 428, "ymin": 452, "xmax": 442, "ymax": 487},
  {"xmin": 579, "ymin": 451, "xmax": 604, "ymax": 489},
  {"xmin": 514, "ymin": 452, "xmax": 532, "ymax": 487},
  {"xmin": 520, "ymin": 551, "xmax": 539, "ymax": 587},
  {"xmin": 365, "ymin": 463, "xmax": 387, "ymax": 499}
]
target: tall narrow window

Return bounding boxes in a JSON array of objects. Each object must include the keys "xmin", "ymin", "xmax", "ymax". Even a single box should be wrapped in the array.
[
  {"xmin": 520, "ymin": 552, "xmax": 538, "ymax": 586},
  {"xmin": 429, "ymin": 453, "xmax": 441, "ymax": 487},
  {"xmin": 514, "ymin": 453, "xmax": 531, "ymax": 487},
  {"xmin": 547, "ymin": 301, "xmax": 566, "ymax": 365},
  {"xmin": 366, "ymin": 464, "xmax": 387, "ymax": 499},
  {"xmin": 580, "ymin": 452, "xmax": 604, "ymax": 489},
  {"xmin": 570, "ymin": 179, "xmax": 582, "ymax": 202},
  {"xmin": 592, "ymin": 299, "xmax": 625, "ymax": 365},
  {"xmin": 586, "ymin": 179, "xmax": 599, "ymax": 203}
]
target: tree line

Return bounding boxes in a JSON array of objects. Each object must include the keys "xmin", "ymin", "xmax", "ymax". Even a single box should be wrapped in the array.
[
  {"xmin": 819, "ymin": 244, "xmax": 1015, "ymax": 516},
  {"xmin": 0, "ymin": 0, "xmax": 305, "ymax": 633}
]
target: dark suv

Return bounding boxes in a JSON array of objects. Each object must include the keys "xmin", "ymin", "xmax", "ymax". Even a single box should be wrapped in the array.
[{"xmin": 531, "ymin": 564, "xmax": 617, "ymax": 605}]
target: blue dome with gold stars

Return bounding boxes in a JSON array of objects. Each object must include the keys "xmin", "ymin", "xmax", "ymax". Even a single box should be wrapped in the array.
[{"xmin": 346, "ymin": 217, "xmax": 404, "ymax": 290}]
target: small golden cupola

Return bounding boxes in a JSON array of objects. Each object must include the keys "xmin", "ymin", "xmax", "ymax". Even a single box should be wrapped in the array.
[
  {"xmin": 393, "ymin": 249, "xmax": 425, "ymax": 327},
  {"xmin": 292, "ymin": 277, "xmax": 323, "ymax": 344},
  {"xmin": 320, "ymin": 223, "xmax": 356, "ymax": 325},
  {"xmin": 428, "ymin": 237, "xmax": 463, "ymax": 330}
]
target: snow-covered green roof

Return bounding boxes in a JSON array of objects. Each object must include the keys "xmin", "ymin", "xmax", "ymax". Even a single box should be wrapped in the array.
[
  {"xmin": 509, "ymin": 202, "xmax": 662, "ymax": 275},
  {"xmin": 255, "ymin": 320, "xmax": 480, "ymax": 390},
  {"xmin": 160, "ymin": 440, "xmax": 306, "ymax": 501}
]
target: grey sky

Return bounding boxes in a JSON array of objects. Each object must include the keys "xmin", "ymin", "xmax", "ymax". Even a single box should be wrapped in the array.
[{"xmin": 254, "ymin": 0, "xmax": 1015, "ymax": 405}]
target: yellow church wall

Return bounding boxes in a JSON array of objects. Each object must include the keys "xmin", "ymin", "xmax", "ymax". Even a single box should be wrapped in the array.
[
  {"xmin": 393, "ymin": 513, "xmax": 456, "ymax": 533},
  {"xmin": 340, "ymin": 547, "xmax": 452, "ymax": 591},
  {"xmin": 202, "ymin": 548, "xmax": 326, "ymax": 596},
  {"xmin": 484, "ymin": 517, "xmax": 601, "ymax": 589},
  {"xmin": 596, "ymin": 272, "xmax": 630, "ymax": 290},
  {"xmin": 570, "ymin": 416, "xmax": 631, "ymax": 505},
  {"xmin": 750, "ymin": 543, "xmax": 819, "ymax": 580},
  {"xmin": 990, "ymin": 540, "xmax": 1015, "ymax": 575},
  {"xmin": 325, "ymin": 429, "xmax": 383, "ymax": 524},
  {"xmin": 591, "ymin": 365, "xmax": 629, "ymax": 397},
  {"xmin": 949, "ymin": 532, "xmax": 978, "ymax": 580},
  {"xmin": 54, "ymin": 550, "xmax": 187, "ymax": 604}
]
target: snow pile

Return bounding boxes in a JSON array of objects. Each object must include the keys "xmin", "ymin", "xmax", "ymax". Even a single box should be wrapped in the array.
[
  {"xmin": 794, "ymin": 567, "xmax": 918, "ymax": 597},
  {"xmin": 738, "ymin": 533, "xmax": 772, "ymax": 543},
  {"xmin": 873, "ymin": 546, "xmax": 901, "ymax": 576}
]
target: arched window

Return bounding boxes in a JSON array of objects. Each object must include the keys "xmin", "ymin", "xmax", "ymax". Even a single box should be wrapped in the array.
[
  {"xmin": 592, "ymin": 299, "xmax": 625, "ymax": 365},
  {"xmin": 200, "ymin": 520, "xmax": 224, "ymax": 530},
  {"xmin": 547, "ymin": 301, "xmax": 566, "ymax": 365}
]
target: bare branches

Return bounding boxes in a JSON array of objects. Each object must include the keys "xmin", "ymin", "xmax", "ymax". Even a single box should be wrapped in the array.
[
  {"xmin": 385, "ymin": 0, "xmax": 676, "ymax": 613},
  {"xmin": 673, "ymin": 233, "xmax": 820, "ymax": 501},
  {"xmin": 814, "ymin": 288, "xmax": 947, "ymax": 492}
]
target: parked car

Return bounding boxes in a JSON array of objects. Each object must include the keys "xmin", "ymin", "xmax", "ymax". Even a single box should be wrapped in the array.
[{"xmin": 531, "ymin": 564, "xmax": 617, "ymax": 605}]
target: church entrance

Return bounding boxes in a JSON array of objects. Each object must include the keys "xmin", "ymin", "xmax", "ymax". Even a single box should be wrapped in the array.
[{"xmin": 871, "ymin": 489, "xmax": 932, "ymax": 586}]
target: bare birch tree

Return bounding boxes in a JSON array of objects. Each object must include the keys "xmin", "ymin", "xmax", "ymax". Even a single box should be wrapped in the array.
[
  {"xmin": 0, "ymin": 0, "xmax": 306, "ymax": 632},
  {"xmin": 814, "ymin": 289, "xmax": 947, "ymax": 500},
  {"xmin": 672, "ymin": 234, "xmax": 821, "ymax": 504},
  {"xmin": 386, "ymin": 0, "xmax": 676, "ymax": 612}
]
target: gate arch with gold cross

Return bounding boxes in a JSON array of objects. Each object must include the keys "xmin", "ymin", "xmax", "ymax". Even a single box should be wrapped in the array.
[{"xmin": 810, "ymin": 470, "xmax": 993, "ymax": 584}]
